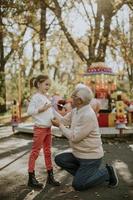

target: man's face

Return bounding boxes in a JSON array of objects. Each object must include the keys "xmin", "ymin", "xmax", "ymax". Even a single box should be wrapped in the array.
[{"xmin": 71, "ymin": 92, "xmax": 82, "ymax": 108}]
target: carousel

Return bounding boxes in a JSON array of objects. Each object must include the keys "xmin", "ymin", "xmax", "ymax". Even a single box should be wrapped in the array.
[{"xmin": 81, "ymin": 62, "xmax": 117, "ymax": 127}]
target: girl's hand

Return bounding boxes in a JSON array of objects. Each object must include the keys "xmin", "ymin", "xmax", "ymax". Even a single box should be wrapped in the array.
[{"xmin": 51, "ymin": 118, "xmax": 60, "ymax": 127}]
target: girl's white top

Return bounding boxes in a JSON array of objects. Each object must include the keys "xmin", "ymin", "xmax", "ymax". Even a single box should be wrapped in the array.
[{"xmin": 27, "ymin": 93, "xmax": 54, "ymax": 127}]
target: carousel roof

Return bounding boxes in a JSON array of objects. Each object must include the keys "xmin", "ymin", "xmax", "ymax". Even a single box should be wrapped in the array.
[{"xmin": 84, "ymin": 62, "xmax": 115, "ymax": 75}]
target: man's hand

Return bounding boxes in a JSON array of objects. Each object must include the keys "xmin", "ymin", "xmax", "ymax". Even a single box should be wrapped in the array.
[{"xmin": 51, "ymin": 118, "xmax": 60, "ymax": 127}]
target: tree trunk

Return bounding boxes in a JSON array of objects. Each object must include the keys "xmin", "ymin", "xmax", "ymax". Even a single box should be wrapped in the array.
[
  {"xmin": 40, "ymin": 0, "xmax": 47, "ymax": 72},
  {"xmin": 0, "ymin": 5, "xmax": 6, "ymax": 112}
]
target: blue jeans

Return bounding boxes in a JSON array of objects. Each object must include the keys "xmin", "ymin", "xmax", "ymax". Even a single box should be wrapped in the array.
[{"xmin": 55, "ymin": 152, "xmax": 109, "ymax": 191}]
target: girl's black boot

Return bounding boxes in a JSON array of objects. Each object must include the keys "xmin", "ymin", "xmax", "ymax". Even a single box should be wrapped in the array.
[
  {"xmin": 46, "ymin": 169, "xmax": 60, "ymax": 186},
  {"xmin": 28, "ymin": 171, "xmax": 43, "ymax": 189}
]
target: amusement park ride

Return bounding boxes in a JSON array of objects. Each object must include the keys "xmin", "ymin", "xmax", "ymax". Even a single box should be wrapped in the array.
[
  {"xmin": 80, "ymin": 62, "xmax": 127, "ymax": 127},
  {"xmin": 84, "ymin": 62, "xmax": 116, "ymax": 98}
]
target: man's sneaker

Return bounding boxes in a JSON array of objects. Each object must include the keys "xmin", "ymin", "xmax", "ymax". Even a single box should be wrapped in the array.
[{"xmin": 106, "ymin": 164, "xmax": 119, "ymax": 187}]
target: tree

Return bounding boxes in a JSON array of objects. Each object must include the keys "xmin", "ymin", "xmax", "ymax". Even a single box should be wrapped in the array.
[
  {"xmin": 0, "ymin": 0, "xmax": 52, "ymax": 111},
  {"xmin": 0, "ymin": 0, "xmax": 36, "ymax": 111},
  {"xmin": 109, "ymin": 9, "xmax": 133, "ymax": 96},
  {"xmin": 0, "ymin": 0, "xmax": 15, "ymax": 112},
  {"xmin": 44, "ymin": 0, "xmax": 133, "ymax": 67}
]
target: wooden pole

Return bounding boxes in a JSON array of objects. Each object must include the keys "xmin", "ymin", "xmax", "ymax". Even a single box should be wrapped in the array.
[
  {"xmin": 119, "ymin": 128, "xmax": 123, "ymax": 137},
  {"xmin": 18, "ymin": 67, "xmax": 22, "ymax": 121}
]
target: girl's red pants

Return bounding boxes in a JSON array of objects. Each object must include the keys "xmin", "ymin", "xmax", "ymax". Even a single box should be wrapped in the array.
[{"xmin": 28, "ymin": 126, "xmax": 52, "ymax": 172}]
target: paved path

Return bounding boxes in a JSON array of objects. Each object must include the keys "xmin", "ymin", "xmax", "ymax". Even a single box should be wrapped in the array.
[
  {"xmin": 0, "ymin": 126, "xmax": 13, "ymax": 140},
  {"xmin": 0, "ymin": 133, "xmax": 133, "ymax": 200}
]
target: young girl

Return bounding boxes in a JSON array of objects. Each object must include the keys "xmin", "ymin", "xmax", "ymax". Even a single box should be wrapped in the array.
[{"xmin": 27, "ymin": 75, "xmax": 60, "ymax": 188}]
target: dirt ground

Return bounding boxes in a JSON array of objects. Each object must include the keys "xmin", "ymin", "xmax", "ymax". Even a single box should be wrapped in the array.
[{"xmin": 0, "ymin": 128, "xmax": 133, "ymax": 200}]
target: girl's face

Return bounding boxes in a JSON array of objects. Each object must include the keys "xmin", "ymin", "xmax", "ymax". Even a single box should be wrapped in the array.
[{"xmin": 38, "ymin": 79, "xmax": 51, "ymax": 94}]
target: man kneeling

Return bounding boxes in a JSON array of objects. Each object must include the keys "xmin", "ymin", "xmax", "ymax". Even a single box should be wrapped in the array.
[{"xmin": 52, "ymin": 87, "xmax": 118, "ymax": 191}]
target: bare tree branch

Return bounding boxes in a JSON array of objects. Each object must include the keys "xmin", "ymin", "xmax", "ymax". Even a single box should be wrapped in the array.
[
  {"xmin": 88, "ymin": 0, "xmax": 96, "ymax": 19},
  {"xmin": 80, "ymin": 0, "xmax": 93, "ymax": 31},
  {"xmin": 46, "ymin": 0, "xmax": 88, "ymax": 63}
]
